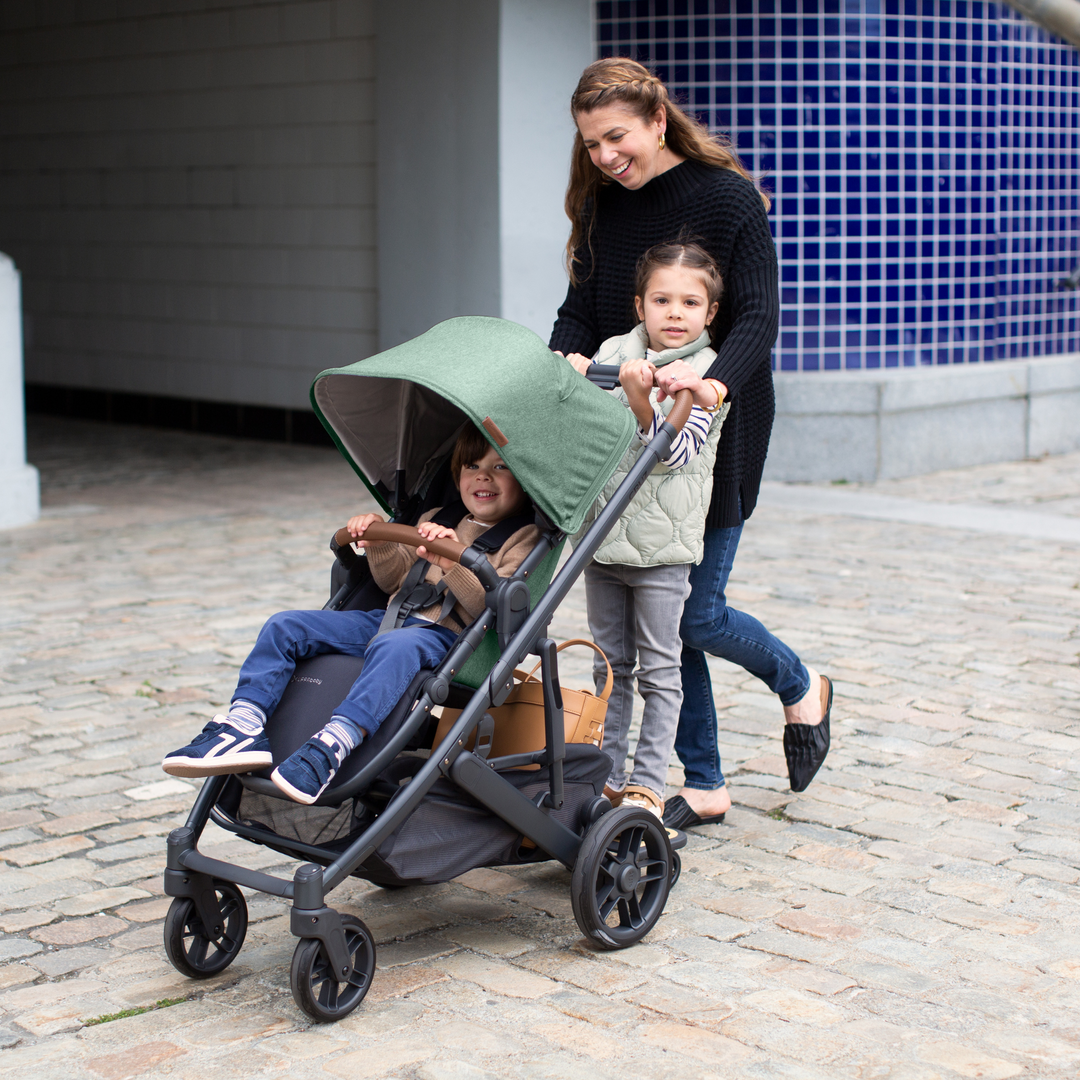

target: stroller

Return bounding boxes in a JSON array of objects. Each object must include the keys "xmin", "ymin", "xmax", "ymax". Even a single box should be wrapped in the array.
[{"xmin": 162, "ymin": 317, "xmax": 694, "ymax": 1022}]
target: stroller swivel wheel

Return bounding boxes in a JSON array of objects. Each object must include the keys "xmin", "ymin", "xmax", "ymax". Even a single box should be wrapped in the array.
[
  {"xmin": 290, "ymin": 914, "xmax": 376, "ymax": 1022},
  {"xmin": 164, "ymin": 881, "xmax": 247, "ymax": 978},
  {"xmin": 670, "ymin": 851, "xmax": 682, "ymax": 887},
  {"xmin": 571, "ymin": 807, "xmax": 672, "ymax": 950}
]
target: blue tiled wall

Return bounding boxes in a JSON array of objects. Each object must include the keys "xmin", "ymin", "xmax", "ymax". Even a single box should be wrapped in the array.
[{"xmin": 596, "ymin": 0, "xmax": 1080, "ymax": 371}]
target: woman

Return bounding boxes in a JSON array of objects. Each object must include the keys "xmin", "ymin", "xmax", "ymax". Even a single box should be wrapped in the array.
[{"xmin": 550, "ymin": 58, "xmax": 832, "ymax": 829}]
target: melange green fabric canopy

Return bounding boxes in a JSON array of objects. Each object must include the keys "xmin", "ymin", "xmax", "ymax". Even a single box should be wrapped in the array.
[{"xmin": 310, "ymin": 316, "xmax": 637, "ymax": 535}]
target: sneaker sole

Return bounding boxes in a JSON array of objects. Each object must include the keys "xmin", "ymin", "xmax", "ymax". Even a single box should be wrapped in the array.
[
  {"xmin": 162, "ymin": 752, "xmax": 273, "ymax": 778},
  {"xmin": 270, "ymin": 767, "xmax": 329, "ymax": 805}
]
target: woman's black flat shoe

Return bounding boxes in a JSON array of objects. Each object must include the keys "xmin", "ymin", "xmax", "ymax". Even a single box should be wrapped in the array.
[
  {"xmin": 783, "ymin": 675, "xmax": 832, "ymax": 793},
  {"xmin": 662, "ymin": 794, "xmax": 726, "ymax": 830}
]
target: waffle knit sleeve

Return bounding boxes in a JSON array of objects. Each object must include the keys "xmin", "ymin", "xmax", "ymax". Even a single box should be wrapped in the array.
[
  {"xmin": 703, "ymin": 198, "xmax": 779, "ymax": 397},
  {"xmin": 549, "ymin": 239, "xmax": 600, "ymax": 357}
]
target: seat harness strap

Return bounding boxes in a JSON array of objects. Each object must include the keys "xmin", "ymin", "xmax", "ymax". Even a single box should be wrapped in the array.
[{"xmin": 376, "ymin": 501, "xmax": 535, "ymax": 637}]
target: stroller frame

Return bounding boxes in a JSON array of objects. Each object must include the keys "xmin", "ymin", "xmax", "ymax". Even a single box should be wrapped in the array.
[{"xmin": 163, "ymin": 368, "xmax": 693, "ymax": 1022}]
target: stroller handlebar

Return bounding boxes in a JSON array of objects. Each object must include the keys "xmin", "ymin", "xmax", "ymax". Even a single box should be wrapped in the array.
[
  {"xmin": 583, "ymin": 366, "xmax": 695, "ymax": 433},
  {"xmin": 333, "ymin": 523, "xmax": 466, "ymax": 564},
  {"xmin": 665, "ymin": 388, "xmax": 694, "ymax": 433}
]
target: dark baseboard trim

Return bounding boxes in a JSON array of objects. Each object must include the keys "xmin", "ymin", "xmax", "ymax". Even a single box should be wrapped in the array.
[{"xmin": 25, "ymin": 383, "xmax": 334, "ymax": 448}]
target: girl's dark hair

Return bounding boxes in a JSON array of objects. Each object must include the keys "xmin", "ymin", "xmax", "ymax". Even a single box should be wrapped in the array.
[
  {"xmin": 635, "ymin": 241, "xmax": 724, "ymax": 310},
  {"xmin": 451, "ymin": 424, "xmax": 493, "ymax": 481},
  {"xmin": 566, "ymin": 57, "xmax": 769, "ymax": 284}
]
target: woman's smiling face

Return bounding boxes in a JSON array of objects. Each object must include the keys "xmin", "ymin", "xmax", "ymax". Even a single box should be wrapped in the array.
[{"xmin": 575, "ymin": 104, "xmax": 668, "ymax": 190}]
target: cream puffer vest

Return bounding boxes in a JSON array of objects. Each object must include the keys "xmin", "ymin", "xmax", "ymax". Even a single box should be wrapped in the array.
[{"xmin": 576, "ymin": 324, "xmax": 730, "ymax": 567}]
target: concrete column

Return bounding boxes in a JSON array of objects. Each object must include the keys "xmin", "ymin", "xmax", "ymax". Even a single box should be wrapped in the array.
[
  {"xmin": 497, "ymin": 0, "xmax": 594, "ymax": 337},
  {"xmin": 0, "ymin": 254, "xmax": 39, "ymax": 530},
  {"xmin": 376, "ymin": 0, "xmax": 591, "ymax": 349}
]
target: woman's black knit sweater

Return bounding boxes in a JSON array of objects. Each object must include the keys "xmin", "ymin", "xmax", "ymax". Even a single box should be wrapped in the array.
[{"xmin": 549, "ymin": 159, "xmax": 779, "ymax": 529}]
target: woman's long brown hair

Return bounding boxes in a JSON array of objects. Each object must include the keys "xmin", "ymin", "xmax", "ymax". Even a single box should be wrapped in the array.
[{"xmin": 566, "ymin": 57, "xmax": 770, "ymax": 285}]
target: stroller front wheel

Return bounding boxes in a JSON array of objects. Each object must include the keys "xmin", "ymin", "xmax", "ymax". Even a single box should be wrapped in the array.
[
  {"xmin": 163, "ymin": 882, "xmax": 248, "ymax": 978},
  {"xmin": 290, "ymin": 914, "xmax": 376, "ymax": 1022},
  {"xmin": 571, "ymin": 807, "xmax": 672, "ymax": 949}
]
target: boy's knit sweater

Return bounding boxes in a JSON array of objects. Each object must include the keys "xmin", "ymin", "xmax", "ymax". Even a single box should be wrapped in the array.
[
  {"xmin": 366, "ymin": 510, "xmax": 539, "ymax": 631},
  {"xmin": 549, "ymin": 159, "xmax": 778, "ymax": 529}
]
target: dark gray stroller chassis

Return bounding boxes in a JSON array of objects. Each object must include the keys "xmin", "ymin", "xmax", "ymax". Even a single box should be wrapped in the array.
[{"xmin": 162, "ymin": 320, "xmax": 693, "ymax": 1022}]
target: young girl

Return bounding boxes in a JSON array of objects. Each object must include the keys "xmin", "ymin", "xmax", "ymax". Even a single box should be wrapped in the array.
[
  {"xmin": 162, "ymin": 425, "xmax": 538, "ymax": 804},
  {"xmin": 566, "ymin": 242, "xmax": 729, "ymax": 818}
]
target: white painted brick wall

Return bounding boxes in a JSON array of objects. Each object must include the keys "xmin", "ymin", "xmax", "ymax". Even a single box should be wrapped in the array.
[{"xmin": 0, "ymin": 0, "xmax": 376, "ymax": 409}]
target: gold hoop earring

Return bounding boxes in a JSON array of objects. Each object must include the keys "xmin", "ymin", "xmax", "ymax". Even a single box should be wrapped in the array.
[{"xmin": 659, "ymin": 132, "xmax": 666, "ymax": 151}]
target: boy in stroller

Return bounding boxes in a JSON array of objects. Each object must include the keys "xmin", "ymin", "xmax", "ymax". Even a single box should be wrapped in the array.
[{"xmin": 162, "ymin": 423, "xmax": 538, "ymax": 804}]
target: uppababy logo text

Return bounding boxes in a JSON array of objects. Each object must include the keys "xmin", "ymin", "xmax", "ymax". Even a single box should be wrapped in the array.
[{"xmin": 291, "ymin": 675, "xmax": 323, "ymax": 685}]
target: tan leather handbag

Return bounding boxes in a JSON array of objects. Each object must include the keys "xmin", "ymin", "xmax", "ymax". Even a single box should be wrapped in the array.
[{"xmin": 433, "ymin": 639, "xmax": 612, "ymax": 758}]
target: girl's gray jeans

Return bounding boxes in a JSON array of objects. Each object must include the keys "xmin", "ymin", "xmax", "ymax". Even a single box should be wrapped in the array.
[{"xmin": 584, "ymin": 559, "xmax": 692, "ymax": 799}]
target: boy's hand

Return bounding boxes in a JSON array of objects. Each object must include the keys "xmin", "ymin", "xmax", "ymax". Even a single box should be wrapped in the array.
[
  {"xmin": 416, "ymin": 521, "xmax": 460, "ymax": 572},
  {"xmin": 563, "ymin": 352, "xmax": 593, "ymax": 375},
  {"xmin": 619, "ymin": 359, "xmax": 658, "ymax": 430},
  {"xmin": 347, "ymin": 512, "xmax": 387, "ymax": 548}
]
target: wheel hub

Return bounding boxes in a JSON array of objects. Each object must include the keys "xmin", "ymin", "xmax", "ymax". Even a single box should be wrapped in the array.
[{"xmin": 616, "ymin": 862, "xmax": 640, "ymax": 893}]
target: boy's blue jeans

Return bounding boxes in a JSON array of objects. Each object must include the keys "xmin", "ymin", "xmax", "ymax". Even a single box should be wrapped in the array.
[
  {"xmin": 232, "ymin": 609, "xmax": 459, "ymax": 737},
  {"xmin": 675, "ymin": 524, "xmax": 810, "ymax": 791}
]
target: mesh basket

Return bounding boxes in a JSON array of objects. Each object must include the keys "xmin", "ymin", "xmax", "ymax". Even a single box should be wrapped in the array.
[{"xmin": 238, "ymin": 790, "xmax": 359, "ymax": 849}]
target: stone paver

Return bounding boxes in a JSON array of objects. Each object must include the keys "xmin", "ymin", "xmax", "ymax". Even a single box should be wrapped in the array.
[{"xmin": 0, "ymin": 415, "xmax": 1078, "ymax": 1077}]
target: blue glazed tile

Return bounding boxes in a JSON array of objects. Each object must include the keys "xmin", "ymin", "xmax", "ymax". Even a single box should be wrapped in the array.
[{"xmin": 600, "ymin": 1, "xmax": 1078, "ymax": 370}]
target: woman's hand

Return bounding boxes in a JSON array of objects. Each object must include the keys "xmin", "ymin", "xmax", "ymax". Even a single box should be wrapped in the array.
[
  {"xmin": 346, "ymin": 512, "xmax": 387, "ymax": 547},
  {"xmin": 656, "ymin": 361, "xmax": 726, "ymax": 409},
  {"xmin": 562, "ymin": 352, "xmax": 593, "ymax": 375},
  {"xmin": 416, "ymin": 521, "xmax": 461, "ymax": 572},
  {"xmin": 618, "ymin": 358, "xmax": 658, "ymax": 430}
]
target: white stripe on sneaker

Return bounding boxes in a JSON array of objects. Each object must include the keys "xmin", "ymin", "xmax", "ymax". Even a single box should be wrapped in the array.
[{"xmin": 204, "ymin": 734, "xmax": 254, "ymax": 759}]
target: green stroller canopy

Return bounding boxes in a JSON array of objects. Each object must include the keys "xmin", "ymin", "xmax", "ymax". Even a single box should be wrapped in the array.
[{"xmin": 310, "ymin": 317, "xmax": 637, "ymax": 535}]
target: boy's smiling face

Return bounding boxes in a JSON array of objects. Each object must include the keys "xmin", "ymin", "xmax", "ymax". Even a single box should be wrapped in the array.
[{"xmin": 459, "ymin": 445, "xmax": 528, "ymax": 525}]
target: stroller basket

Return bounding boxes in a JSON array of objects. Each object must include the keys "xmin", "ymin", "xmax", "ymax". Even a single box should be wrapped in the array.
[
  {"xmin": 216, "ymin": 744, "xmax": 610, "ymax": 887},
  {"xmin": 162, "ymin": 317, "xmax": 692, "ymax": 1022}
]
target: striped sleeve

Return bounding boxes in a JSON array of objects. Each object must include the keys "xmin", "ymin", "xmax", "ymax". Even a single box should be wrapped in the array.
[{"xmin": 635, "ymin": 404, "xmax": 713, "ymax": 468}]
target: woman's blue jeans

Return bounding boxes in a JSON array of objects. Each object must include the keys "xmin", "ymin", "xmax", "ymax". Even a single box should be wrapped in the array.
[{"xmin": 674, "ymin": 524, "xmax": 810, "ymax": 791}]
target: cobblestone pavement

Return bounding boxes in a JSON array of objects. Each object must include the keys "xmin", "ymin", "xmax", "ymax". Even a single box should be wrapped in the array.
[{"xmin": 1, "ymin": 416, "xmax": 1078, "ymax": 1079}]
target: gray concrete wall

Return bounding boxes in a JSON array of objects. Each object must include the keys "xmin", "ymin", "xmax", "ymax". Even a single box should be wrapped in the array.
[
  {"xmin": 0, "ymin": 0, "xmax": 376, "ymax": 411},
  {"xmin": 377, "ymin": 0, "xmax": 590, "ymax": 350},
  {"xmin": 375, "ymin": 0, "xmax": 501, "ymax": 350},
  {"xmin": 765, "ymin": 354, "xmax": 1080, "ymax": 483}
]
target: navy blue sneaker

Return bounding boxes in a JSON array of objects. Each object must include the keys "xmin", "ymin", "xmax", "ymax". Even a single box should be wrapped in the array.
[
  {"xmin": 271, "ymin": 731, "xmax": 348, "ymax": 804},
  {"xmin": 162, "ymin": 716, "xmax": 273, "ymax": 777}
]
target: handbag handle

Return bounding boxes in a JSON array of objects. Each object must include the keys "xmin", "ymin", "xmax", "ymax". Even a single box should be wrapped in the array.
[{"xmin": 519, "ymin": 638, "xmax": 613, "ymax": 703}]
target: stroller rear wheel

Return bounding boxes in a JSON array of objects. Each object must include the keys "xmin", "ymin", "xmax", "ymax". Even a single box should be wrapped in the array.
[
  {"xmin": 164, "ymin": 881, "xmax": 248, "ymax": 978},
  {"xmin": 571, "ymin": 807, "xmax": 672, "ymax": 949},
  {"xmin": 290, "ymin": 914, "xmax": 376, "ymax": 1022}
]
